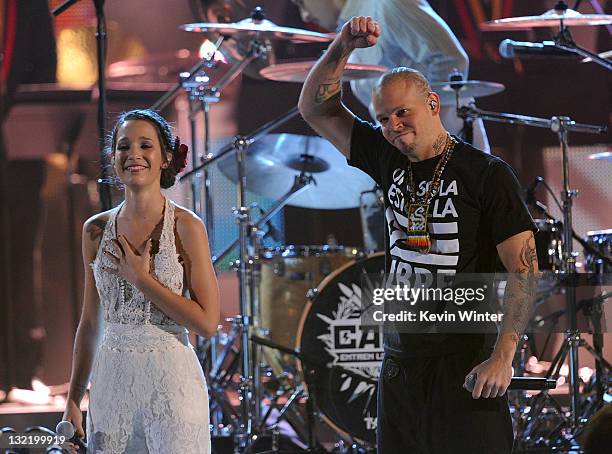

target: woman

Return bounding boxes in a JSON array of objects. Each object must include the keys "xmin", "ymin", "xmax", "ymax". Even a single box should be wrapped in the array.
[{"xmin": 62, "ymin": 109, "xmax": 220, "ymax": 453}]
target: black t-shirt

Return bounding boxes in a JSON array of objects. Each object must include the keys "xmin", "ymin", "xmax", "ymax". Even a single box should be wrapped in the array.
[{"xmin": 348, "ymin": 117, "xmax": 536, "ymax": 358}]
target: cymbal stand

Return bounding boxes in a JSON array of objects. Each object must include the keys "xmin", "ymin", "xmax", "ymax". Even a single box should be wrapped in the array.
[
  {"xmin": 179, "ymin": 100, "xmax": 307, "ymax": 450},
  {"xmin": 212, "ymin": 173, "xmax": 312, "ymax": 266},
  {"xmin": 548, "ymin": 1, "xmax": 612, "ymax": 72},
  {"xmin": 448, "ymin": 71, "xmax": 474, "ymax": 145},
  {"xmin": 459, "ymin": 104, "xmax": 608, "ymax": 448}
]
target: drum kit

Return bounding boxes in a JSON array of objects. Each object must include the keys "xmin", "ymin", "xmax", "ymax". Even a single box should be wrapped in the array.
[{"xmin": 109, "ymin": 1, "xmax": 610, "ymax": 452}]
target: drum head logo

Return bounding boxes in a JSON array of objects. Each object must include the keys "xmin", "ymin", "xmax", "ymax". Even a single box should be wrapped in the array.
[
  {"xmin": 300, "ymin": 254, "xmax": 385, "ymax": 444},
  {"xmin": 316, "ymin": 281, "xmax": 383, "ymax": 403}
]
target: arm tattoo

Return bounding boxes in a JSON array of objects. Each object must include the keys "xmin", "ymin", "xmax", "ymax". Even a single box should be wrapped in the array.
[
  {"xmin": 312, "ymin": 43, "xmax": 350, "ymax": 105},
  {"xmin": 86, "ymin": 218, "xmax": 106, "ymax": 244},
  {"xmin": 315, "ymin": 81, "xmax": 341, "ymax": 104},
  {"xmin": 502, "ymin": 235, "xmax": 539, "ymax": 339}
]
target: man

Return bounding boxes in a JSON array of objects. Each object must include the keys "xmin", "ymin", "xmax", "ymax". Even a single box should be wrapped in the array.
[
  {"xmin": 298, "ymin": 17, "xmax": 538, "ymax": 453},
  {"xmin": 293, "ymin": 0, "xmax": 491, "ymax": 153}
]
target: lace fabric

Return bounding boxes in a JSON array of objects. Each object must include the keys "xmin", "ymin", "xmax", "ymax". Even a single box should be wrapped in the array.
[
  {"xmin": 91, "ymin": 197, "xmax": 184, "ymax": 326},
  {"xmin": 87, "ymin": 198, "xmax": 210, "ymax": 453}
]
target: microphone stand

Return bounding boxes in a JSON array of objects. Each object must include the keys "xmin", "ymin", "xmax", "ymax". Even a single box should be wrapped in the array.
[{"xmin": 53, "ymin": 0, "xmax": 112, "ymax": 211}]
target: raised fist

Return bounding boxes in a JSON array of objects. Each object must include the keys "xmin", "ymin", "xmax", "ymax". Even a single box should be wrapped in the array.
[{"xmin": 339, "ymin": 16, "xmax": 381, "ymax": 51}]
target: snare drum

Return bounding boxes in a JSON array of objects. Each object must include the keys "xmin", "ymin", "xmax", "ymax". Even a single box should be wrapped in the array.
[{"xmin": 296, "ymin": 252, "xmax": 386, "ymax": 445}]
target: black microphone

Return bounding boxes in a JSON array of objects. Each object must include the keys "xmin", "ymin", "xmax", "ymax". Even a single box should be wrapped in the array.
[
  {"xmin": 56, "ymin": 420, "xmax": 88, "ymax": 451},
  {"xmin": 463, "ymin": 375, "xmax": 557, "ymax": 392},
  {"xmin": 524, "ymin": 176, "xmax": 549, "ymax": 214},
  {"xmin": 499, "ymin": 39, "xmax": 579, "ymax": 59},
  {"xmin": 524, "ymin": 176, "xmax": 543, "ymax": 206}
]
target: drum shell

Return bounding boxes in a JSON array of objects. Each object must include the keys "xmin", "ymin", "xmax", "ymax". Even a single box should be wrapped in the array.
[{"xmin": 258, "ymin": 246, "xmax": 362, "ymax": 356}]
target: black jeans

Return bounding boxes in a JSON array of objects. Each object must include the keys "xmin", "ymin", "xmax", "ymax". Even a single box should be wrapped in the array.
[{"xmin": 377, "ymin": 350, "xmax": 514, "ymax": 454}]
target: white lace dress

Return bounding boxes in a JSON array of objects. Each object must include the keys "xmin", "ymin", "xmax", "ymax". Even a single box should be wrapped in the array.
[{"xmin": 87, "ymin": 198, "xmax": 211, "ymax": 453}]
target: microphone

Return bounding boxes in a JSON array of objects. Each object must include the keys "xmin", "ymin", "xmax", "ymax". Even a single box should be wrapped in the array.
[
  {"xmin": 524, "ymin": 176, "xmax": 543, "ymax": 205},
  {"xmin": 463, "ymin": 374, "xmax": 557, "ymax": 393},
  {"xmin": 56, "ymin": 420, "xmax": 87, "ymax": 451},
  {"xmin": 524, "ymin": 176, "xmax": 548, "ymax": 214},
  {"xmin": 499, "ymin": 39, "xmax": 579, "ymax": 59}
]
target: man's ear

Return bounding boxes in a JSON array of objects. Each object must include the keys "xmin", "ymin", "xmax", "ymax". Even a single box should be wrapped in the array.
[{"xmin": 428, "ymin": 92, "xmax": 441, "ymax": 113}]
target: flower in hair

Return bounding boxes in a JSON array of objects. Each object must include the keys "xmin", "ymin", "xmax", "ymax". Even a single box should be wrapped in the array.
[{"xmin": 173, "ymin": 137, "xmax": 189, "ymax": 173}]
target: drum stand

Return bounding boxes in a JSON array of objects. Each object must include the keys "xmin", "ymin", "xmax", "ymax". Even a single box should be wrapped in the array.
[
  {"xmin": 180, "ymin": 81, "xmax": 315, "ymax": 453},
  {"xmin": 459, "ymin": 105, "xmax": 609, "ymax": 450}
]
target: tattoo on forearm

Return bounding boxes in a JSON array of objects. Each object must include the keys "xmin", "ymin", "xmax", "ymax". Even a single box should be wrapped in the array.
[
  {"xmin": 502, "ymin": 235, "xmax": 539, "ymax": 339},
  {"xmin": 315, "ymin": 81, "xmax": 341, "ymax": 104}
]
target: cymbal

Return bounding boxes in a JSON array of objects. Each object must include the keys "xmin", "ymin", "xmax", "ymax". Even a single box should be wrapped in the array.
[
  {"xmin": 216, "ymin": 134, "xmax": 376, "ymax": 209},
  {"xmin": 107, "ymin": 49, "xmax": 229, "ymax": 83},
  {"xmin": 180, "ymin": 17, "xmax": 333, "ymax": 43},
  {"xmin": 430, "ymin": 80, "xmax": 505, "ymax": 99},
  {"xmin": 260, "ymin": 60, "xmax": 388, "ymax": 83},
  {"xmin": 481, "ymin": 8, "xmax": 612, "ymax": 30},
  {"xmin": 588, "ymin": 151, "xmax": 612, "ymax": 161}
]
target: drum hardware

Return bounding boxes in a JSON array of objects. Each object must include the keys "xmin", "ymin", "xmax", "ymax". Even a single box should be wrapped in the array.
[
  {"xmin": 252, "ymin": 334, "xmax": 379, "ymax": 452},
  {"xmin": 216, "ymin": 133, "xmax": 377, "ymax": 209},
  {"xmin": 438, "ymin": 72, "xmax": 506, "ymax": 145},
  {"xmin": 456, "ymin": 104, "xmax": 609, "ymax": 448},
  {"xmin": 150, "ymin": 13, "xmax": 270, "ymax": 441},
  {"xmin": 211, "ymin": 174, "xmax": 313, "ymax": 266},
  {"xmin": 148, "ymin": 39, "xmax": 232, "ymax": 406},
  {"xmin": 481, "ymin": 1, "xmax": 612, "ymax": 71},
  {"xmin": 174, "ymin": 10, "xmax": 339, "ymax": 449},
  {"xmin": 523, "ymin": 178, "xmax": 612, "ymax": 271},
  {"xmin": 514, "ymin": 292, "xmax": 612, "ymax": 451}
]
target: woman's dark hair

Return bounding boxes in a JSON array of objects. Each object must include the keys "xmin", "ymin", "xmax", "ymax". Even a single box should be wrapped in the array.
[{"xmin": 107, "ymin": 109, "xmax": 178, "ymax": 189}]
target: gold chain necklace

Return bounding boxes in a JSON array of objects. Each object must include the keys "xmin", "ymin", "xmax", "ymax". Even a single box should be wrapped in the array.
[{"xmin": 404, "ymin": 133, "xmax": 457, "ymax": 254}]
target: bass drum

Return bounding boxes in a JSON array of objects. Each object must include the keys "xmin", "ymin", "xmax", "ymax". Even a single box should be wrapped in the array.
[{"xmin": 296, "ymin": 252, "xmax": 386, "ymax": 446}]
